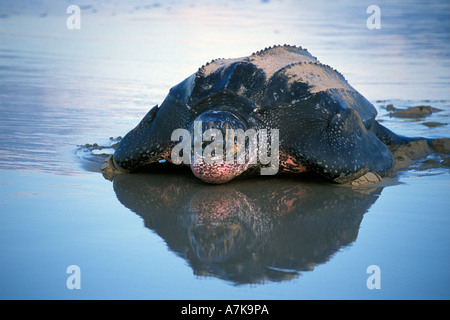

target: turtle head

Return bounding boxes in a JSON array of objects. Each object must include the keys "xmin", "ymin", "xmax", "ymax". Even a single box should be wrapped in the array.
[{"xmin": 189, "ymin": 110, "xmax": 251, "ymax": 184}]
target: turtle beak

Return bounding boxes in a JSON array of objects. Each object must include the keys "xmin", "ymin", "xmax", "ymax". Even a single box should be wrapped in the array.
[{"xmin": 189, "ymin": 111, "xmax": 249, "ymax": 184}]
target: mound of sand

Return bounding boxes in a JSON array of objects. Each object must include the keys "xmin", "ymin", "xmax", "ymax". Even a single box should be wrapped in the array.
[
  {"xmin": 389, "ymin": 138, "xmax": 450, "ymax": 171},
  {"xmin": 387, "ymin": 105, "xmax": 442, "ymax": 119}
]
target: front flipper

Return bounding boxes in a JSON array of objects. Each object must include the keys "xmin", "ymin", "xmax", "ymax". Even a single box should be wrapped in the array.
[
  {"xmin": 101, "ymin": 105, "xmax": 166, "ymax": 177},
  {"xmin": 112, "ymin": 74, "xmax": 195, "ymax": 172},
  {"xmin": 371, "ymin": 120, "xmax": 429, "ymax": 146},
  {"xmin": 112, "ymin": 105, "xmax": 172, "ymax": 171},
  {"xmin": 273, "ymin": 94, "xmax": 394, "ymax": 184}
]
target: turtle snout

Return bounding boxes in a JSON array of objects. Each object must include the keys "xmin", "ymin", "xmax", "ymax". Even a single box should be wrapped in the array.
[
  {"xmin": 190, "ymin": 111, "xmax": 249, "ymax": 184},
  {"xmin": 192, "ymin": 110, "xmax": 247, "ymax": 132}
]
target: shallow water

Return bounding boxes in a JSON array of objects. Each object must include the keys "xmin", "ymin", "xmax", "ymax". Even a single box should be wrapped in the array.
[{"xmin": 0, "ymin": 0, "xmax": 449, "ymax": 299}]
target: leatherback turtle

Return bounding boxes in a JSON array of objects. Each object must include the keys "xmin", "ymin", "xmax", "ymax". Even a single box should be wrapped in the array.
[{"xmin": 105, "ymin": 45, "xmax": 425, "ymax": 184}]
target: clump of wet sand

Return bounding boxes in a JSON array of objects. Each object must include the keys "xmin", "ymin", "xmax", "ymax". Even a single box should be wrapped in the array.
[
  {"xmin": 422, "ymin": 121, "xmax": 447, "ymax": 128},
  {"xmin": 389, "ymin": 138, "xmax": 450, "ymax": 171},
  {"xmin": 386, "ymin": 104, "xmax": 442, "ymax": 119},
  {"xmin": 379, "ymin": 103, "xmax": 450, "ymax": 171}
]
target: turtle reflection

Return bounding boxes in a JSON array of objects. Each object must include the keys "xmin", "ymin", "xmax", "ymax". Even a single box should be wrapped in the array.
[{"xmin": 111, "ymin": 171, "xmax": 383, "ymax": 284}]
